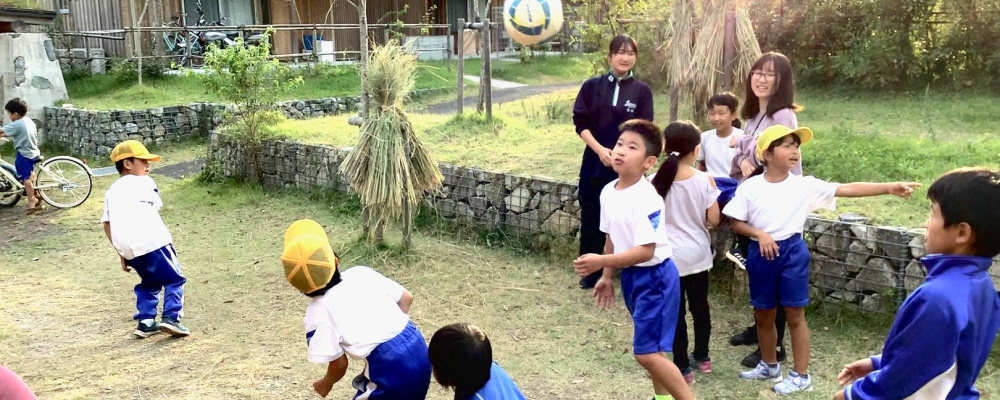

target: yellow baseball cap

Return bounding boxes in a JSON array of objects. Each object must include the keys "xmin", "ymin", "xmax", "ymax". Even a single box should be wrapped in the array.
[
  {"xmin": 756, "ymin": 125, "xmax": 814, "ymax": 160},
  {"xmin": 110, "ymin": 140, "xmax": 161, "ymax": 163},
  {"xmin": 281, "ymin": 219, "xmax": 339, "ymax": 294}
]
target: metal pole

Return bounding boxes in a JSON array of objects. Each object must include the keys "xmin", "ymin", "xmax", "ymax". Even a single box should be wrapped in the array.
[
  {"xmin": 483, "ymin": 18, "xmax": 492, "ymax": 122},
  {"xmin": 457, "ymin": 18, "xmax": 464, "ymax": 116},
  {"xmin": 312, "ymin": 25, "xmax": 319, "ymax": 64}
]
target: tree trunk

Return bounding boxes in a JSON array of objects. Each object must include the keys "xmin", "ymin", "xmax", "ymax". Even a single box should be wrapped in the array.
[{"xmin": 358, "ymin": 0, "xmax": 370, "ymax": 119}]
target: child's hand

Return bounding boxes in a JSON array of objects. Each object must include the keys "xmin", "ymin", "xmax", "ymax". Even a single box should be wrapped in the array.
[
  {"xmin": 740, "ymin": 158, "xmax": 757, "ymax": 178},
  {"xmin": 888, "ymin": 182, "xmax": 922, "ymax": 198},
  {"xmin": 837, "ymin": 357, "xmax": 874, "ymax": 385},
  {"xmin": 730, "ymin": 135, "xmax": 739, "ymax": 148},
  {"xmin": 834, "ymin": 390, "xmax": 847, "ymax": 400},
  {"xmin": 594, "ymin": 278, "xmax": 614, "ymax": 309},
  {"xmin": 758, "ymin": 232, "xmax": 779, "ymax": 260},
  {"xmin": 120, "ymin": 256, "xmax": 131, "ymax": 273},
  {"xmin": 313, "ymin": 377, "xmax": 333, "ymax": 398},
  {"xmin": 573, "ymin": 254, "xmax": 605, "ymax": 277}
]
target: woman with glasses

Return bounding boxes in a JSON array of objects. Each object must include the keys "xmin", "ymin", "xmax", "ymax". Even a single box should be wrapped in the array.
[
  {"xmin": 571, "ymin": 34, "xmax": 655, "ymax": 289},
  {"xmin": 726, "ymin": 51, "xmax": 803, "ymax": 371}
]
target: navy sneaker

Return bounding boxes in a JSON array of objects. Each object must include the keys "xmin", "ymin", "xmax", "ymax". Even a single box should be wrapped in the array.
[
  {"xmin": 159, "ymin": 317, "xmax": 190, "ymax": 337},
  {"xmin": 134, "ymin": 319, "xmax": 161, "ymax": 339}
]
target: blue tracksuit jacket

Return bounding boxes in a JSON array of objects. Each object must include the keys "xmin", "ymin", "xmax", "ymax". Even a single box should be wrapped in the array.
[{"xmin": 847, "ymin": 254, "xmax": 1000, "ymax": 400}]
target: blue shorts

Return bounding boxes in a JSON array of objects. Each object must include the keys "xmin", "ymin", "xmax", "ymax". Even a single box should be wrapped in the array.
[
  {"xmin": 14, "ymin": 154, "xmax": 39, "ymax": 182},
  {"xmin": 621, "ymin": 259, "xmax": 681, "ymax": 355},
  {"xmin": 746, "ymin": 234, "xmax": 811, "ymax": 309},
  {"xmin": 714, "ymin": 177, "xmax": 738, "ymax": 209},
  {"xmin": 352, "ymin": 321, "xmax": 431, "ymax": 400}
]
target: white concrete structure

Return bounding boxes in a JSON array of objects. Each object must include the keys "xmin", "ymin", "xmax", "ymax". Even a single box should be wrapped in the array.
[{"xmin": 0, "ymin": 33, "xmax": 68, "ymax": 139}]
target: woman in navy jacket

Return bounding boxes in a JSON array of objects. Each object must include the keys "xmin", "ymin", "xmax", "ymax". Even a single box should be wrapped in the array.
[{"xmin": 572, "ymin": 34, "xmax": 655, "ymax": 288}]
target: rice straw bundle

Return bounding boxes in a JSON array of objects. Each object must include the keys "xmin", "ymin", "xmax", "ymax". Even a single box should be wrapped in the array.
[
  {"xmin": 668, "ymin": 0, "xmax": 697, "ymax": 90},
  {"xmin": 732, "ymin": 6, "xmax": 763, "ymax": 99},
  {"xmin": 686, "ymin": 0, "xmax": 727, "ymax": 119},
  {"xmin": 340, "ymin": 40, "xmax": 443, "ymax": 243}
]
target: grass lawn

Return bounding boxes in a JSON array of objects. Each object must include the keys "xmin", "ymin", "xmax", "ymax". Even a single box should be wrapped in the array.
[
  {"xmin": 489, "ymin": 55, "xmax": 593, "ymax": 85},
  {"xmin": 63, "ymin": 62, "xmax": 458, "ymax": 110},
  {"xmin": 61, "ymin": 56, "xmax": 589, "ymax": 111},
  {"xmin": 4, "ymin": 155, "xmax": 996, "ymax": 399},
  {"xmin": 270, "ymin": 88, "xmax": 1000, "ymax": 228}
]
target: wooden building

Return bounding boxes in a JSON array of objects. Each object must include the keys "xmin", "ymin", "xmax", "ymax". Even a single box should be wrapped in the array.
[{"xmin": 33, "ymin": 0, "xmax": 464, "ymax": 58}]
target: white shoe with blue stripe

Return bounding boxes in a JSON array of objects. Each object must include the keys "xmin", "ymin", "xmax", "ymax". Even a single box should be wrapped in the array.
[
  {"xmin": 739, "ymin": 360, "xmax": 783, "ymax": 382},
  {"xmin": 773, "ymin": 371, "xmax": 813, "ymax": 394}
]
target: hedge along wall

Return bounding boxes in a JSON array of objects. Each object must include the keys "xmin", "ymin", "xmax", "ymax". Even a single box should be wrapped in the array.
[
  {"xmin": 207, "ymin": 134, "xmax": 1000, "ymax": 312},
  {"xmin": 40, "ymin": 87, "xmax": 452, "ymax": 158}
]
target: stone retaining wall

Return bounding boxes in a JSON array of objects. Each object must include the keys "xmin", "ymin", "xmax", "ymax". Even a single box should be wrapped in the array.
[
  {"xmin": 207, "ymin": 135, "xmax": 1000, "ymax": 311},
  {"xmin": 42, "ymin": 87, "xmax": 449, "ymax": 158}
]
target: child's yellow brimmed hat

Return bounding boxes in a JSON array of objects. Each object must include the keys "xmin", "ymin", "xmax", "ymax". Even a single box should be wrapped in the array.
[
  {"xmin": 756, "ymin": 125, "xmax": 814, "ymax": 160},
  {"xmin": 281, "ymin": 219, "xmax": 339, "ymax": 294},
  {"xmin": 110, "ymin": 140, "xmax": 161, "ymax": 163}
]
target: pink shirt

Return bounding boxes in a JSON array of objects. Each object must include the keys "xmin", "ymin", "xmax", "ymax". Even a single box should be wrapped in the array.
[
  {"xmin": 0, "ymin": 367, "xmax": 37, "ymax": 400},
  {"xmin": 730, "ymin": 108, "xmax": 801, "ymax": 181}
]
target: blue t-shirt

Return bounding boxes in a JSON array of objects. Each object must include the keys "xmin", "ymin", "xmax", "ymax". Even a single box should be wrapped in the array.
[
  {"xmin": 466, "ymin": 362, "xmax": 526, "ymax": 400},
  {"xmin": 1, "ymin": 118, "xmax": 40, "ymax": 159}
]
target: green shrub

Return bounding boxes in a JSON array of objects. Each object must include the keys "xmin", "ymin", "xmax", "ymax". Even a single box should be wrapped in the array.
[
  {"xmin": 751, "ymin": 0, "xmax": 1000, "ymax": 90},
  {"xmin": 109, "ymin": 58, "xmax": 169, "ymax": 83}
]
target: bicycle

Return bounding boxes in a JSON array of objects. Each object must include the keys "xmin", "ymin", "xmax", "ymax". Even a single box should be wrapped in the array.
[
  {"xmin": 163, "ymin": 13, "xmax": 205, "ymax": 68},
  {"xmin": 0, "ymin": 138, "xmax": 94, "ymax": 209}
]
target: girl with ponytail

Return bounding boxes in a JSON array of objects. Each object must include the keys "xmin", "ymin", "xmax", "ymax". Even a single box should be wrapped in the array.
[{"xmin": 649, "ymin": 121, "xmax": 722, "ymax": 382}]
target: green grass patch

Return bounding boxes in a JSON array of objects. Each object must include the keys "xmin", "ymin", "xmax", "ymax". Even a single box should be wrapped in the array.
[
  {"xmin": 0, "ymin": 0, "xmax": 45, "ymax": 9},
  {"xmin": 490, "ymin": 55, "xmax": 593, "ymax": 85},
  {"xmin": 63, "ymin": 62, "xmax": 460, "ymax": 110},
  {"xmin": 265, "ymin": 88, "xmax": 1000, "ymax": 228},
  {"xmin": 273, "ymin": 90, "xmax": 584, "ymax": 180}
]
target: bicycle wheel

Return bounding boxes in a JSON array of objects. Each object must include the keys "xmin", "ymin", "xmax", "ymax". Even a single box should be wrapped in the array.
[
  {"xmin": 35, "ymin": 157, "xmax": 93, "ymax": 209},
  {"xmin": 0, "ymin": 163, "xmax": 21, "ymax": 207}
]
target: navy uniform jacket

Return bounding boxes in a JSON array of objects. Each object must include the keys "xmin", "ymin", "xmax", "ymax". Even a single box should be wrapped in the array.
[{"xmin": 572, "ymin": 72, "xmax": 654, "ymax": 180}]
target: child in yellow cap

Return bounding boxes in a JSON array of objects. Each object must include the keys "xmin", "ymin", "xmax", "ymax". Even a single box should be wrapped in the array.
[
  {"xmin": 722, "ymin": 125, "xmax": 919, "ymax": 394},
  {"xmin": 282, "ymin": 219, "xmax": 431, "ymax": 399},
  {"xmin": 101, "ymin": 140, "xmax": 189, "ymax": 338}
]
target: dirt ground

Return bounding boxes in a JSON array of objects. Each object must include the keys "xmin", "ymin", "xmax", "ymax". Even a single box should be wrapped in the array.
[{"xmin": 1, "ymin": 152, "xmax": 997, "ymax": 400}]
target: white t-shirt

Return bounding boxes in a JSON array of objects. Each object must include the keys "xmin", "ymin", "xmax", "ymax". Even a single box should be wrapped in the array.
[
  {"xmin": 661, "ymin": 171, "xmax": 721, "ymax": 276},
  {"xmin": 599, "ymin": 177, "xmax": 671, "ymax": 266},
  {"xmin": 723, "ymin": 173, "xmax": 840, "ymax": 241},
  {"xmin": 303, "ymin": 266, "xmax": 409, "ymax": 363},
  {"xmin": 696, "ymin": 128, "xmax": 744, "ymax": 177},
  {"xmin": 100, "ymin": 174, "xmax": 173, "ymax": 260}
]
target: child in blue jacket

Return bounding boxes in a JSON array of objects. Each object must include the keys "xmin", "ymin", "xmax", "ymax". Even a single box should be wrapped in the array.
[{"xmin": 836, "ymin": 168, "xmax": 1000, "ymax": 400}]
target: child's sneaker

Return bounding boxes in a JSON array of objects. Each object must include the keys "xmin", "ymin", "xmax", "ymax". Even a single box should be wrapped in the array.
[
  {"xmin": 133, "ymin": 319, "xmax": 161, "ymax": 338},
  {"xmin": 726, "ymin": 247, "xmax": 748, "ymax": 270},
  {"xmin": 692, "ymin": 354, "xmax": 712, "ymax": 373},
  {"xmin": 158, "ymin": 317, "xmax": 190, "ymax": 337},
  {"xmin": 772, "ymin": 371, "xmax": 813, "ymax": 395},
  {"xmin": 739, "ymin": 361, "xmax": 782, "ymax": 382},
  {"xmin": 681, "ymin": 367, "xmax": 695, "ymax": 384}
]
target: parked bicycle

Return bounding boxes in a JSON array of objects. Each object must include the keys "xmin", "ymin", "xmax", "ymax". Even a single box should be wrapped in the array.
[
  {"xmin": 163, "ymin": 13, "xmax": 204, "ymax": 68},
  {"xmin": 0, "ymin": 138, "xmax": 93, "ymax": 209}
]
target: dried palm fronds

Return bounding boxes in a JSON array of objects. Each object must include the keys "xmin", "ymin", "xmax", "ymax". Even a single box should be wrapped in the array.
[{"xmin": 339, "ymin": 40, "xmax": 443, "ymax": 245}]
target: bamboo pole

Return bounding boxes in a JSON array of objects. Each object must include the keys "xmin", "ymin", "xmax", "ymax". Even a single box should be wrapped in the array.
[{"xmin": 457, "ymin": 18, "xmax": 464, "ymax": 116}]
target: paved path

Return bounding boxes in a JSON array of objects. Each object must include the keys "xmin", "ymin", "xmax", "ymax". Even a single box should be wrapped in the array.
[
  {"xmin": 462, "ymin": 75, "xmax": 528, "ymax": 89},
  {"xmin": 419, "ymin": 82, "xmax": 581, "ymax": 115}
]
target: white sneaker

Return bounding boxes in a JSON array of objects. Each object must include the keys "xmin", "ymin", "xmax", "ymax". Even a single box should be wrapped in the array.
[
  {"xmin": 773, "ymin": 371, "xmax": 813, "ymax": 394},
  {"xmin": 739, "ymin": 361, "xmax": 783, "ymax": 382}
]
